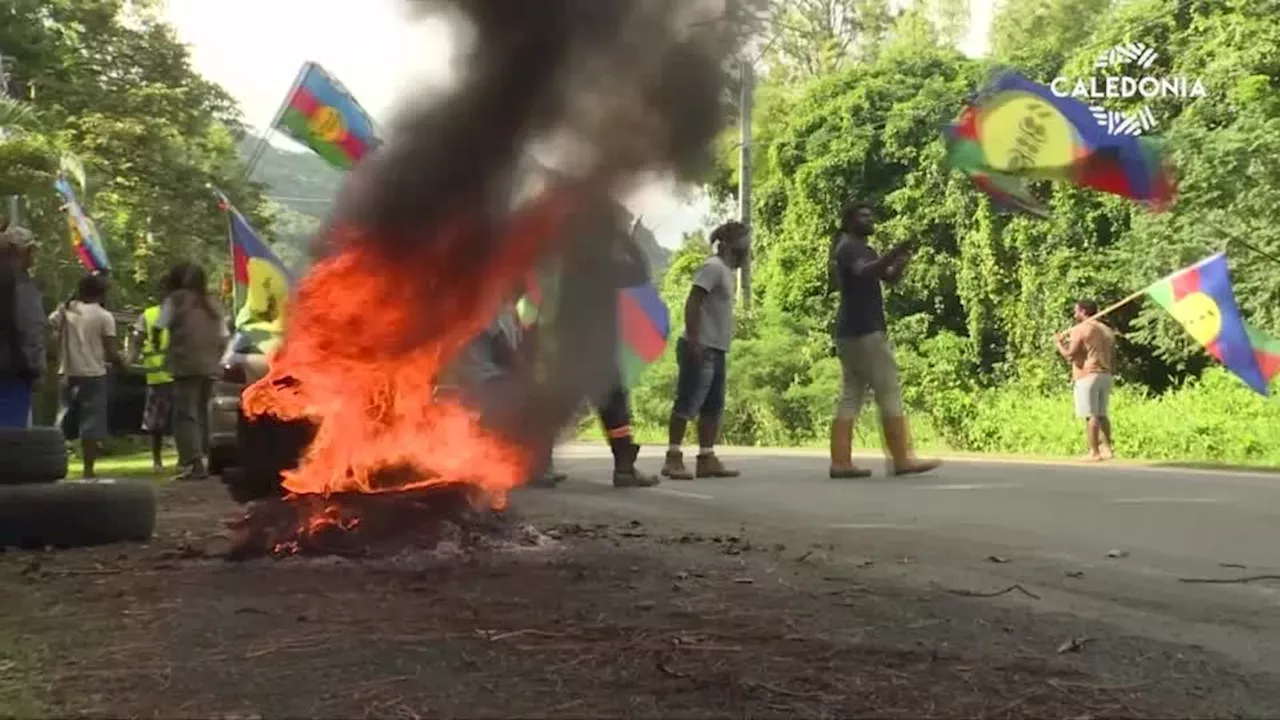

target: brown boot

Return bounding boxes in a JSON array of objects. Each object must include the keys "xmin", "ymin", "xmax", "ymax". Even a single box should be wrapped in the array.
[
  {"xmin": 881, "ymin": 416, "xmax": 940, "ymax": 477},
  {"xmin": 614, "ymin": 443, "xmax": 660, "ymax": 488},
  {"xmin": 661, "ymin": 450, "xmax": 693, "ymax": 480},
  {"xmin": 695, "ymin": 452, "xmax": 740, "ymax": 478},
  {"xmin": 830, "ymin": 416, "xmax": 872, "ymax": 479}
]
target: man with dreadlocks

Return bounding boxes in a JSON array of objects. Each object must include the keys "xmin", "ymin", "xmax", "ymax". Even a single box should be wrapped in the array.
[
  {"xmin": 155, "ymin": 261, "xmax": 228, "ymax": 480},
  {"xmin": 661, "ymin": 220, "xmax": 750, "ymax": 480}
]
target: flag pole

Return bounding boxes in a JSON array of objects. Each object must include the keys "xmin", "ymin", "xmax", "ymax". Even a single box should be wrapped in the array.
[
  {"xmin": 224, "ymin": 203, "xmax": 239, "ymax": 316},
  {"xmin": 244, "ymin": 60, "xmax": 312, "ymax": 182},
  {"xmin": 1232, "ymin": 238, "xmax": 1280, "ymax": 267},
  {"xmin": 1055, "ymin": 288, "xmax": 1146, "ymax": 340},
  {"xmin": 209, "ymin": 184, "xmax": 240, "ymax": 315}
]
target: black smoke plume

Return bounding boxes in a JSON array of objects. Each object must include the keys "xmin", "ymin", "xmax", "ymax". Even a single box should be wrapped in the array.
[{"xmin": 313, "ymin": 0, "xmax": 743, "ymax": 470}]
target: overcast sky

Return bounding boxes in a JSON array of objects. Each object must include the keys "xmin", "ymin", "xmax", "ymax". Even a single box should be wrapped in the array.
[{"xmin": 162, "ymin": 0, "xmax": 994, "ymax": 247}]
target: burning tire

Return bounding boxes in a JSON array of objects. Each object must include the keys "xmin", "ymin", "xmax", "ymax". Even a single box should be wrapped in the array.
[
  {"xmin": 0, "ymin": 426, "xmax": 69, "ymax": 485},
  {"xmin": 0, "ymin": 480, "xmax": 156, "ymax": 549},
  {"xmin": 220, "ymin": 409, "xmax": 314, "ymax": 504}
]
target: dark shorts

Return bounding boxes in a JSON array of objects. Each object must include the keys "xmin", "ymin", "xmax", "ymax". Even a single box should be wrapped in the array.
[
  {"xmin": 0, "ymin": 377, "xmax": 32, "ymax": 428},
  {"xmin": 672, "ymin": 337, "xmax": 726, "ymax": 422},
  {"xmin": 59, "ymin": 375, "xmax": 110, "ymax": 442},
  {"xmin": 143, "ymin": 382, "xmax": 174, "ymax": 435}
]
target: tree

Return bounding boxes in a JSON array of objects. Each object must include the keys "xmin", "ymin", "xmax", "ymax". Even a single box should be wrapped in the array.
[
  {"xmin": 673, "ymin": 0, "xmax": 1280, "ymax": 449},
  {"xmin": 0, "ymin": 97, "xmax": 38, "ymax": 132},
  {"xmin": 756, "ymin": 0, "xmax": 895, "ymax": 80},
  {"xmin": 988, "ymin": 0, "xmax": 1114, "ymax": 80},
  {"xmin": 0, "ymin": 0, "xmax": 271, "ymax": 310}
]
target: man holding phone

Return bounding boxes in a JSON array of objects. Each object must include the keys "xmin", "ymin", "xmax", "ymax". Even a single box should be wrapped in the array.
[{"xmin": 828, "ymin": 201, "xmax": 939, "ymax": 478}]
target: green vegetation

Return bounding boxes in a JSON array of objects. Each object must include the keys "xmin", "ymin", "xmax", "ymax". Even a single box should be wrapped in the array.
[
  {"xmin": 646, "ymin": 0, "xmax": 1279, "ymax": 465},
  {"xmin": 2, "ymin": 0, "xmax": 1278, "ymax": 466}
]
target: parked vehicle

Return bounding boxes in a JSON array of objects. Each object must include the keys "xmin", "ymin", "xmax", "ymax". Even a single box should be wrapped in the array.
[
  {"xmin": 106, "ymin": 311, "xmax": 147, "ymax": 437},
  {"xmin": 207, "ymin": 336, "xmax": 269, "ymax": 476}
]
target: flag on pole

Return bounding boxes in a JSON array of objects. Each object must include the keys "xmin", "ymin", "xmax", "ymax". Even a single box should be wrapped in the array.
[
  {"xmin": 53, "ymin": 175, "xmax": 109, "ymax": 273},
  {"xmin": 1145, "ymin": 253, "xmax": 1269, "ymax": 395},
  {"xmin": 1245, "ymin": 324, "xmax": 1280, "ymax": 388},
  {"xmin": 518, "ymin": 267, "xmax": 670, "ymax": 390},
  {"xmin": 275, "ymin": 62, "xmax": 377, "ymax": 170},
  {"xmin": 616, "ymin": 283, "xmax": 670, "ymax": 389},
  {"xmin": 214, "ymin": 191, "xmax": 293, "ymax": 355},
  {"xmin": 943, "ymin": 72, "xmax": 1175, "ymax": 216}
]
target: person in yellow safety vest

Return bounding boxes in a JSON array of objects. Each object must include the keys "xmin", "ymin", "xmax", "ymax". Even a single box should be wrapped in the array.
[{"xmin": 129, "ymin": 272, "xmax": 178, "ymax": 472}]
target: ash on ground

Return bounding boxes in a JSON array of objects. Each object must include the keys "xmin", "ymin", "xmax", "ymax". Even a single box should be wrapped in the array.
[{"xmin": 224, "ymin": 483, "xmax": 556, "ymax": 562}]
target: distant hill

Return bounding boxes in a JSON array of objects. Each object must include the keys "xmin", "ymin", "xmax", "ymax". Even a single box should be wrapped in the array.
[
  {"xmin": 238, "ymin": 134, "xmax": 670, "ymax": 277},
  {"xmin": 239, "ymin": 134, "xmax": 342, "ymax": 218}
]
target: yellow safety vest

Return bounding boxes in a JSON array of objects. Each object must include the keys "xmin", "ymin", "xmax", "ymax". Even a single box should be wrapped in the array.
[{"xmin": 141, "ymin": 305, "xmax": 173, "ymax": 385}]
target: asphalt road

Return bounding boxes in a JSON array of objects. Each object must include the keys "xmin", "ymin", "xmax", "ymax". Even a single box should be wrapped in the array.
[{"xmin": 536, "ymin": 443, "xmax": 1280, "ymax": 676}]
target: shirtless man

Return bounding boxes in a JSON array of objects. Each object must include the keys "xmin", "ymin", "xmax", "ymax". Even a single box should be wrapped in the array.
[{"xmin": 1056, "ymin": 299, "xmax": 1118, "ymax": 461}]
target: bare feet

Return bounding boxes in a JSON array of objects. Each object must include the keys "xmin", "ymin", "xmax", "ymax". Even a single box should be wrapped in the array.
[{"xmin": 1100, "ymin": 445, "xmax": 1115, "ymax": 461}]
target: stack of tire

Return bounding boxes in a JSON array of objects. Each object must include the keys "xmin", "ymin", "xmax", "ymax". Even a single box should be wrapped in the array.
[{"xmin": 0, "ymin": 427, "xmax": 157, "ymax": 549}]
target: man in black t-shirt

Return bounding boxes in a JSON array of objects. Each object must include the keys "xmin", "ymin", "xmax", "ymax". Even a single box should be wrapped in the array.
[{"xmin": 828, "ymin": 202, "xmax": 940, "ymax": 478}]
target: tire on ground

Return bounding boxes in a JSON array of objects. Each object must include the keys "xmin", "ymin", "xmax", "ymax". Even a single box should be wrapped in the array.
[
  {"xmin": 0, "ymin": 426, "xmax": 69, "ymax": 485},
  {"xmin": 0, "ymin": 480, "xmax": 157, "ymax": 549},
  {"xmin": 209, "ymin": 444, "xmax": 237, "ymax": 478},
  {"xmin": 222, "ymin": 409, "xmax": 313, "ymax": 504}
]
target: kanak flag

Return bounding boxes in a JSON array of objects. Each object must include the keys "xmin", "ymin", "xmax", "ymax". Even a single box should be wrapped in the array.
[
  {"xmin": 276, "ymin": 61, "xmax": 378, "ymax": 170},
  {"xmin": 214, "ymin": 192, "xmax": 293, "ymax": 337},
  {"xmin": 1146, "ymin": 253, "xmax": 1270, "ymax": 395}
]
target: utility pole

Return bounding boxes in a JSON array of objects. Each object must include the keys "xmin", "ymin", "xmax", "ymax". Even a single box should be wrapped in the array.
[
  {"xmin": 738, "ymin": 58, "xmax": 754, "ymax": 311},
  {"xmin": 0, "ymin": 51, "xmax": 20, "ymax": 225}
]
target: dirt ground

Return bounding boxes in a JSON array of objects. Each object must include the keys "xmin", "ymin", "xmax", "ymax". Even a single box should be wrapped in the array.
[{"xmin": 0, "ymin": 480, "xmax": 1271, "ymax": 718}]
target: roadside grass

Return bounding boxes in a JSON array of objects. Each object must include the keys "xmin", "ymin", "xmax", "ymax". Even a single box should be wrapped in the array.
[
  {"xmin": 67, "ymin": 448, "xmax": 176, "ymax": 481},
  {"xmin": 83, "ymin": 419, "xmax": 1278, "ymax": 481},
  {"xmin": 576, "ymin": 421, "xmax": 1280, "ymax": 474}
]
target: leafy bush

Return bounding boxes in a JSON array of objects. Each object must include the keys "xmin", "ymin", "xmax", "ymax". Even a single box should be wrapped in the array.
[{"xmin": 595, "ymin": 310, "xmax": 1280, "ymax": 468}]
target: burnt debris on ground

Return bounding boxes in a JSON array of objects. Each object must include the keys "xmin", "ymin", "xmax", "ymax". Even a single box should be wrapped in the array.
[
  {"xmin": 1, "ymin": 480, "xmax": 1273, "ymax": 718},
  {"xmin": 223, "ymin": 482, "xmax": 537, "ymax": 561}
]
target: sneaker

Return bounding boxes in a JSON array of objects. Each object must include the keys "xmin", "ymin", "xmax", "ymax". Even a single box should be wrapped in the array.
[
  {"xmin": 695, "ymin": 453, "xmax": 740, "ymax": 478},
  {"xmin": 661, "ymin": 450, "xmax": 693, "ymax": 480},
  {"xmin": 173, "ymin": 463, "xmax": 209, "ymax": 482}
]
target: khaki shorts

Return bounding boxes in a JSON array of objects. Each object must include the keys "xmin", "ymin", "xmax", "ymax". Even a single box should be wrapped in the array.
[
  {"xmin": 1074, "ymin": 373, "xmax": 1113, "ymax": 418},
  {"xmin": 834, "ymin": 332, "xmax": 903, "ymax": 420}
]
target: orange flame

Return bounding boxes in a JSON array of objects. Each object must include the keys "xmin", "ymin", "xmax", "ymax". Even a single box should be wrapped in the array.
[{"xmin": 241, "ymin": 189, "xmax": 578, "ymax": 507}]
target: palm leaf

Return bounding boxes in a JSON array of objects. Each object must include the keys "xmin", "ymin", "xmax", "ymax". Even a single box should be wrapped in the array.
[{"xmin": 0, "ymin": 97, "xmax": 37, "ymax": 132}]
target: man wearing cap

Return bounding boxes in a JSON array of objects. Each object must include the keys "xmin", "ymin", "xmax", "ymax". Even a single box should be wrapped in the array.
[{"xmin": 0, "ymin": 225, "xmax": 47, "ymax": 428}]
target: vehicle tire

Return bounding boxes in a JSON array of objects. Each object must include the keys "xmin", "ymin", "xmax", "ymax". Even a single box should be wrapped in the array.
[
  {"xmin": 222, "ymin": 409, "xmax": 314, "ymax": 504},
  {"xmin": 0, "ymin": 426, "xmax": 69, "ymax": 485},
  {"xmin": 0, "ymin": 480, "xmax": 157, "ymax": 549},
  {"xmin": 208, "ymin": 445, "xmax": 237, "ymax": 477}
]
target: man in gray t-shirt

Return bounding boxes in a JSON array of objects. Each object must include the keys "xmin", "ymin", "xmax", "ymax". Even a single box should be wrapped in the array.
[{"xmin": 661, "ymin": 221, "xmax": 750, "ymax": 480}]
